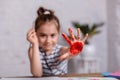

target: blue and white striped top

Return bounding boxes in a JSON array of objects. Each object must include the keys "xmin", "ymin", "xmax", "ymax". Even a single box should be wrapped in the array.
[{"xmin": 39, "ymin": 44, "xmax": 68, "ymax": 76}]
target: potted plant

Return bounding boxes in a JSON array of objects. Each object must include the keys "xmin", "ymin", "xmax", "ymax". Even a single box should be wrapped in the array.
[
  {"xmin": 72, "ymin": 21, "xmax": 104, "ymax": 45},
  {"xmin": 71, "ymin": 21, "xmax": 104, "ymax": 58},
  {"xmin": 70, "ymin": 21, "xmax": 104, "ymax": 73}
]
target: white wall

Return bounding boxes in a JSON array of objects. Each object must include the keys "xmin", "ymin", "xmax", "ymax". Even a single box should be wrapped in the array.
[
  {"xmin": 0, "ymin": 0, "xmax": 107, "ymax": 76},
  {"xmin": 107, "ymin": 0, "xmax": 120, "ymax": 72}
]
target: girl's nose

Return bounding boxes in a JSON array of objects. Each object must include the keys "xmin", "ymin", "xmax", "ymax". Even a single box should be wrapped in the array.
[{"xmin": 46, "ymin": 36, "xmax": 51, "ymax": 42}]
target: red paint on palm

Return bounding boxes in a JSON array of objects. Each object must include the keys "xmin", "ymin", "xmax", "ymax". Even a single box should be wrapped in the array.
[
  {"xmin": 70, "ymin": 42, "xmax": 83, "ymax": 55},
  {"xmin": 62, "ymin": 33, "xmax": 83, "ymax": 55}
]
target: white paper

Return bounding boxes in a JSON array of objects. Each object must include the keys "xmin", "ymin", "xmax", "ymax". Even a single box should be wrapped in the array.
[{"xmin": 0, "ymin": 77, "xmax": 118, "ymax": 80}]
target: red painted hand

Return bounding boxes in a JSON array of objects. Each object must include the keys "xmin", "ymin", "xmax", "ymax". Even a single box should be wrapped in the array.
[
  {"xmin": 70, "ymin": 42, "xmax": 83, "ymax": 55},
  {"xmin": 62, "ymin": 28, "xmax": 88, "ymax": 55}
]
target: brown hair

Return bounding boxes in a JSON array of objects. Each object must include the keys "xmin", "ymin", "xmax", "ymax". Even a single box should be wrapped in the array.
[{"xmin": 35, "ymin": 7, "xmax": 60, "ymax": 32}]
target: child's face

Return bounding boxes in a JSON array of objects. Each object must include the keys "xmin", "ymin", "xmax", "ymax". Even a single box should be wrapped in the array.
[{"xmin": 36, "ymin": 22, "xmax": 59, "ymax": 52}]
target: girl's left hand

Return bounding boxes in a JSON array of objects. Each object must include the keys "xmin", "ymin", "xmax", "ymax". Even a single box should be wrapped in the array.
[{"xmin": 59, "ymin": 28, "xmax": 88, "ymax": 61}]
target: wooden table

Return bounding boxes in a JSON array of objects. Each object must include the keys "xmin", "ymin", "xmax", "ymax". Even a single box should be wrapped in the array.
[
  {"xmin": 0, "ymin": 73, "xmax": 103, "ymax": 78},
  {"xmin": 0, "ymin": 73, "xmax": 119, "ymax": 80}
]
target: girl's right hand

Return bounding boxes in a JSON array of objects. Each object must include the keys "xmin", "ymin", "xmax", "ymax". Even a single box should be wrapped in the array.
[{"xmin": 27, "ymin": 28, "xmax": 39, "ymax": 46}]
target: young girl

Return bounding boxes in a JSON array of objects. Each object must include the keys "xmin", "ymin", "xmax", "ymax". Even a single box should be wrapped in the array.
[{"xmin": 26, "ymin": 7, "xmax": 88, "ymax": 77}]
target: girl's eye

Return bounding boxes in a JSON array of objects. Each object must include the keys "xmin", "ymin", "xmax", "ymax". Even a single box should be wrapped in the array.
[
  {"xmin": 39, "ymin": 34, "xmax": 46, "ymax": 37},
  {"xmin": 51, "ymin": 34, "xmax": 55, "ymax": 37}
]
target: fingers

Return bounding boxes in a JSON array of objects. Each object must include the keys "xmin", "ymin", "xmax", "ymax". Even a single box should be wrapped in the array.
[
  {"xmin": 27, "ymin": 28, "xmax": 35, "ymax": 37},
  {"xmin": 27, "ymin": 32, "xmax": 34, "ymax": 41},
  {"xmin": 62, "ymin": 33, "xmax": 72, "ymax": 45},
  {"xmin": 62, "ymin": 28, "xmax": 88, "ymax": 45},
  {"xmin": 26, "ymin": 28, "xmax": 36, "ymax": 41},
  {"xmin": 77, "ymin": 28, "xmax": 81, "ymax": 40},
  {"xmin": 82, "ymin": 33, "xmax": 88, "ymax": 43},
  {"xmin": 68, "ymin": 28, "xmax": 75, "ymax": 41}
]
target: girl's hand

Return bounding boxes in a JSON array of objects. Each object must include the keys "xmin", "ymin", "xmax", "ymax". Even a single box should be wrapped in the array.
[
  {"xmin": 59, "ymin": 28, "xmax": 88, "ymax": 60},
  {"xmin": 27, "ymin": 28, "xmax": 39, "ymax": 46}
]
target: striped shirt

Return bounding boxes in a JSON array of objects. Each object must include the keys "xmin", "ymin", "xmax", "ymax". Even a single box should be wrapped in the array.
[{"xmin": 39, "ymin": 44, "xmax": 68, "ymax": 76}]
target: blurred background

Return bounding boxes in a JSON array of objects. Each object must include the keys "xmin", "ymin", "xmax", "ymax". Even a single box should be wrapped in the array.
[{"xmin": 0, "ymin": 0, "xmax": 120, "ymax": 76}]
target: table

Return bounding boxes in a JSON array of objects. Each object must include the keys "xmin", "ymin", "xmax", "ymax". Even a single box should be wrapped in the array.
[
  {"xmin": 0, "ymin": 73, "xmax": 102, "ymax": 78},
  {"xmin": 0, "ymin": 73, "xmax": 119, "ymax": 80}
]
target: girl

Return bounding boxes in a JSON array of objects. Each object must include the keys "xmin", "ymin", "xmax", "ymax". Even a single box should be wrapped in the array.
[{"xmin": 26, "ymin": 7, "xmax": 88, "ymax": 77}]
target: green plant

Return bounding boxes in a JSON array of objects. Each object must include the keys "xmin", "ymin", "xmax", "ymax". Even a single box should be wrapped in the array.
[{"xmin": 72, "ymin": 21, "xmax": 104, "ymax": 45}]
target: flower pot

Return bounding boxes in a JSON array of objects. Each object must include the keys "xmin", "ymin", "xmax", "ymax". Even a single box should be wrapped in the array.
[{"xmin": 82, "ymin": 44, "xmax": 96, "ymax": 59}]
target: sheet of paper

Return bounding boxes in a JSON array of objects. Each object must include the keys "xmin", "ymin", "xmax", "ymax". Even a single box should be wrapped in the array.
[{"xmin": 0, "ymin": 77, "xmax": 118, "ymax": 80}]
